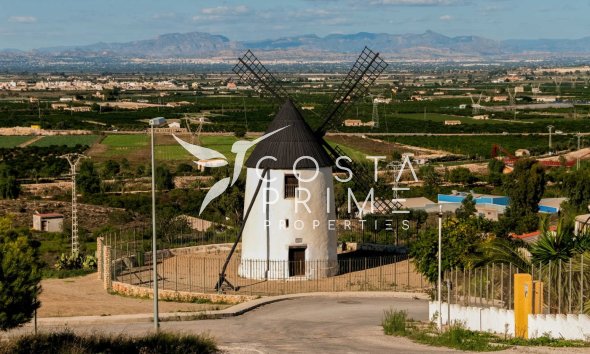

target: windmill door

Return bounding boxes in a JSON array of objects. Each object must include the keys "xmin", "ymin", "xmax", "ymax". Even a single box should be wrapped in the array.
[{"xmin": 289, "ymin": 247, "xmax": 306, "ymax": 276}]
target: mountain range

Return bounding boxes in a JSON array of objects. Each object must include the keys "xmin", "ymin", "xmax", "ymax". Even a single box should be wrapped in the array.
[{"xmin": 4, "ymin": 30, "xmax": 590, "ymax": 59}]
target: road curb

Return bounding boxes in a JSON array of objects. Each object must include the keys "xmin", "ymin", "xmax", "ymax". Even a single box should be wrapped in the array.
[{"xmin": 26, "ymin": 291, "xmax": 429, "ymax": 326}]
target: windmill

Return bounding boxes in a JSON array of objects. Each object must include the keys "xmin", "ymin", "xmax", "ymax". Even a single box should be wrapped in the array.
[
  {"xmin": 469, "ymin": 92, "xmax": 483, "ymax": 116},
  {"xmin": 212, "ymin": 47, "xmax": 388, "ymax": 291}
]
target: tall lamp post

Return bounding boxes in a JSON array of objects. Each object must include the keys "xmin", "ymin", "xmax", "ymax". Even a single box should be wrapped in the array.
[
  {"xmin": 149, "ymin": 116, "xmax": 166, "ymax": 331},
  {"xmin": 437, "ymin": 204, "xmax": 443, "ymax": 331},
  {"xmin": 547, "ymin": 125, "xmax": 554, "ymax": 150}
]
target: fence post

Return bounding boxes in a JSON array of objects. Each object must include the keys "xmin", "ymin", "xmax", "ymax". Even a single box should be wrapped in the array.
[
  {"xmin": 364, "ymin": 258, "xmax": 368, "ymax": 291},
  {"xmin": 548, "ymin": 260, "xmax": 552, "ymax": 314},
  {"xmin": 379, "ymin": 256, "xmax": 383, "ymax": 290},
  {"xmin": 468, "ymin": 268, "xmax": 471, "ymax": 306},
  {"xmin": 97, "ymin": 237, "xmax": 104, "ymax": 280},
  {"xmin": 491, "ymin": 263, "xmax": 495, "ymax": 306},
  {"xmin": 558, "ymin": 259, "xmax": 562, "ymax": 314},
  {"xmin": 486, "ymin": 264, "xmax": 489, "ymax": 305},
  {"xmin": 580, "ymin": 253, "xmax": 584, "ymax": 314},
  {"xmin": 103, "ymin": 245, "xmax": 112, "ymax": 290},
  {"xmin": 508, "ymin": 263, "xmax": 512, "ymax": 310},
  {"xmin": 569, "ymin": 258, "xmax": 572, "ymax": 314},
  {"xmin": 394, "ymin": 257, "xmax": 397, "ymax": 291},
  {"xmin": 500, "ymin": 263, "xmax": 504, "ymax": 306},
  {"xmin": 406, "ymin": 258, "xmax": 410, "ymax": 289}
]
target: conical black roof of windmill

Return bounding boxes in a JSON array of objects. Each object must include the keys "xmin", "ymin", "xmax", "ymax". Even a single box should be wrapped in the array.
[{"xmin": 245, "ymin": 100, "xmax": 333, "ymax": 169}]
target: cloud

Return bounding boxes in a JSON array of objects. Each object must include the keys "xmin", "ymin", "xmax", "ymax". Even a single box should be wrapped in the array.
[
  {"xmin": 439, "ymin": 15, "xmax": 453, "ymax": 21},
  {"xmin": 369, "ymin": 0, "xmax": 464, "ymax": 5},
  {"xmin": 8, "ymin": 16, "xmax": 37, "ymax": 23},
  {"xmin": 200, "ymin": 5, "xmax": 249, "ymax": 16}
]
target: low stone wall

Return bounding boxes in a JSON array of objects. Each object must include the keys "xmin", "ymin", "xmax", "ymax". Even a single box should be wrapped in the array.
[
  {"xmin": 429, "ymin": 301, "xmax": 590, "ymax": 340},
  {"xmin": 111, "ymin": 281, "xmax": 256, "ymax": 304},
  {"xmin": 169, "ymin": 243, "xmax": 239, "ymax": 256}
]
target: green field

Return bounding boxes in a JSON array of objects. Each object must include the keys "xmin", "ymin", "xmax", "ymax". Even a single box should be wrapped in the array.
[
  {"xmin": 0, "ymin": 136, "xmax": 34, "ymax": 148},
  {"xmin": 101, "ymin": 134, "xmax": 148, "ymax": 147},
  {"xmin": 198, "ymin": 136, "xmax": 238, "ymax": 161},
  {"xmin": 96, "ymin": 134, "xmax": 238, "ymax": 163},
  {"xmin": 32, "ymin": 135, "xmax": 100, "ymax": 147},
  {"xmin": 325, "ymin": 139, "xmax": 366, "ymax": 161},
  {"xmin": 384, "ymin": 135, "xmax": 574, "ymax": 158}
]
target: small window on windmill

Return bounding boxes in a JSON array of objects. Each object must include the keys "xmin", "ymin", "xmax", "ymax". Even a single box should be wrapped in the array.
[{"xmin": 284, "ymin": 175, "xmax": 298, "ymax": 199}]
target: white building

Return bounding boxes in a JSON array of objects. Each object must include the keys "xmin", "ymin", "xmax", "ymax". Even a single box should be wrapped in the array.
[
  {"xmin": 33, "ymin": 212, "xmax": 64, "ymax": 232},
  {"xmin": 168, "ymin": 122, "xmax": 181, "ymax": 129},
  {"xmin": 239, "ymin": 100, "xmax": 337, "ymax": 280}
]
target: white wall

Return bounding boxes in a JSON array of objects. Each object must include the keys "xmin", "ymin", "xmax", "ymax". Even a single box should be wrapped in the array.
[
  {"xmin": 429, "ymin": 301, "xmax": 514, "ymax": 335},
  {"xmin": 528, "ymin": 314, "xmax": 590, "ymax": 340},
  {"xmin": 429, "ymin": 302, "xmax": 590, "ymax": 340},
  {"xmin": 239, "ymin": 167, "xmax": 337, "ymax": 279}
]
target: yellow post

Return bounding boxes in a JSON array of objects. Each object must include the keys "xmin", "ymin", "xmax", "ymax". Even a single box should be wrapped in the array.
[
  {"xmin": 514, "ymin": 273, "xmax": 533, "ymax": 338},
  {"xmin": 533, "ymin": 281, "xmax": 544, "ymax": 315}
]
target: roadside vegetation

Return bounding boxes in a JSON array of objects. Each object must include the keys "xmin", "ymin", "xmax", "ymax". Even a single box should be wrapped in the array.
[{"xmin": 0, "ymin": 331, "xmax": 218, "ymax": 354}]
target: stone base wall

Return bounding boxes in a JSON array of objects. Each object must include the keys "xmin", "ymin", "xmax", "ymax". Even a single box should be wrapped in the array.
[{"xmin": 111, "ymin": 281, "xmax": 255, "ymax": 304}]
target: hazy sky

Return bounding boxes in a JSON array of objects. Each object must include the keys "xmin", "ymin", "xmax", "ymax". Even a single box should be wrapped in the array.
[{"xmin": 1, "ymin": 0, "xmax": 588, "ymax": 50}]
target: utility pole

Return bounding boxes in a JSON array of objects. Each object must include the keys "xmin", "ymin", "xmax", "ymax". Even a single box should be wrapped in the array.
[
  {"xmin": 437, "ymin": 204, "xmax": 443, "ymax": 331},
  {"xmin": 243, "ymin": 96, "xmax": 249, "ymax": 132},
  {"xmin": 547, "ymin": 125, "xmax": 554, "ymax": 150},
  {"xmin": 59, "ymin": 153, "xmax": 88, "ymax": 255},
  {"xmin": 577, "ymin": 133, "xmax": 582, "ymax": 170},
  {"xmin": 372, "ymin": 99, "xmax": 379, "ymax": 128}
]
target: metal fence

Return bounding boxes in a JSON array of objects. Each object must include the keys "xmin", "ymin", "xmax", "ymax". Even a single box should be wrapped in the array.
[
  {"xmin": 442, "ymin": 256, "xmax": 590, "ymax": 315},
  {"xmin": 104, "ymin": 236, "xmax": 429, "ymax": 296}
]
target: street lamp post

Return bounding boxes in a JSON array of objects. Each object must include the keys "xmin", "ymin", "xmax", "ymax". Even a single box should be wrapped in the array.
[
  {"xmin": 149, "ymin": 116, "xmax": 166, "ymax": 331},
  {"xmin": 577, "ymin": 133, "xmax": 582, "ymax": 170},
  {"xmin": 547, "ymin": 125, "xmax": 554, "ymax": 150},
  {"xmin": 437, "ymin": 204, "xmax": 443, "ymax": 331}
]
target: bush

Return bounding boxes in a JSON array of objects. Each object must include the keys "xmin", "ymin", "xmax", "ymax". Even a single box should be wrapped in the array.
[
  {"xmin": 0, "ymin": 331, "xmax": 218, "ymax": 354},
  {"xmin": 54, "ymin": 253, "xmax": 97, "ymax": 271},
  {"xmin": 382, "ymin": 309, "xmax": 408, "ymax": 335}
]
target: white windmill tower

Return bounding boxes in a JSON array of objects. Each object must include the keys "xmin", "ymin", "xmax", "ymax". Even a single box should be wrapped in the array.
[{"xmin": 239, "ymin": 100, "xmax": 337, "ymax": 280}]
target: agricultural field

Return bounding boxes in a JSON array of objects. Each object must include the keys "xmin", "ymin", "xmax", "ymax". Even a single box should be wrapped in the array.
[
  {"xmin": 0, "ymin": 136, "xmax": 34, "ymax": 148},
  {"xmin": 396, "ymin": 112, "xmax": 511, "ymax": 125},
  {"xmin": 31, "ymin": 134, "xmax": 100, "ymax": 147},
  {"xmin": 382, "ymin": 134, "xmax": 575, "ymax": 159},
  {"xmin": 325, "ymin": 135, "xmax": 435, "ymax": 161},
  {"xmin": 88, "ymin": 133, "xmax": 240, "ymax": 164}
]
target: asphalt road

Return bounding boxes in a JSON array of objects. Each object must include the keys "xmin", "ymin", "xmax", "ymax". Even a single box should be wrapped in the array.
[{"xmin": 15, "ymin": 295, "xmax": 457, "ymax": 353}]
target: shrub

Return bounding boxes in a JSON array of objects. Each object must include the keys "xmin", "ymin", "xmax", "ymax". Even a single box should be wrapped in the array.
[
  {"xmin": 0, "ymin": 331, "xmax": 218, "ymax": 354},
  {"xmin": 382, "ymin": 309, "xmax": 408, "ymax": 335},
  {"xmin": 54, "ymin": 253, "xmax": 97, "ymax": 271}
]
